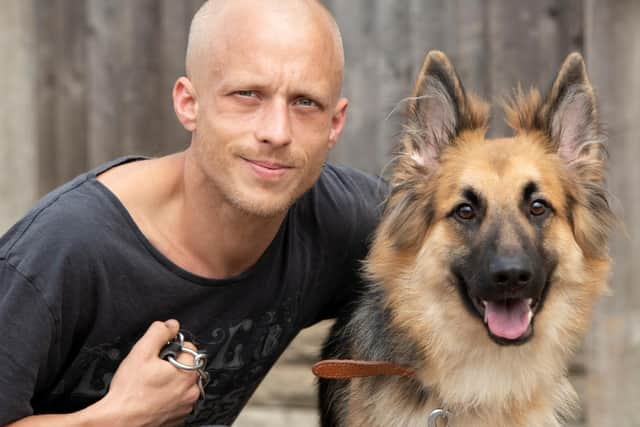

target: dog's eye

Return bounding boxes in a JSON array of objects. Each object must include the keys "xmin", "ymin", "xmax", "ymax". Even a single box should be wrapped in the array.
[
  {"xmin": 530, "ymin": 200, "xmax": 548, "ymax": 216},
  {"xmin": 456, "ymin": 204, "xmax": 476, "ymax": 220}
]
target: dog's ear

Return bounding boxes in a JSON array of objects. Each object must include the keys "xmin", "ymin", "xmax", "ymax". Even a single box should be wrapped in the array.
[
  {"xmin": 548, "ymin": 54, "xmax": 614, "ymax": 258},
  {"xmin": 506, "ymin": 53, "xmax": 602, "ymax": 164},
  {"xmin": 399, "ymin": 51, "xmax": 488, "ymax": 172},
  {"xmin": 536, "ymin": 53, "xmax": 613, "ymax": 258},
  {"xmin": 544, "ymin": 52, "xmax": 602, "ymax": 163},
  {"xmin": 381, "ymin": 52, "xmax": 487, "ymax": 251}
]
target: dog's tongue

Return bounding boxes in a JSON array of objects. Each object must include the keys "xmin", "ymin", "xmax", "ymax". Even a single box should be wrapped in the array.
[{"xmin": 484, "ymin": 299, "xmax": 531, "ymax": 340}]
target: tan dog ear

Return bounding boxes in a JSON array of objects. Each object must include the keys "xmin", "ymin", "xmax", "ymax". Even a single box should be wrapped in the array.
[
  {"xmin": 401, "ymin": 51, "xmax": 488, "ymax": 170},
  {"xmin": 504, "ymin": 53, "xmax": 601, "ymax": 165},
  {"xmin": 379, "ymin": 52, "xmax": 489, "ymax": 251},
  {"xmin": 545, "ymin": 53, "xmax": 614, "ymax": 258},
  {"xmin": 544, "ymin": 52, "xmax": 601, "ymax": 163}
]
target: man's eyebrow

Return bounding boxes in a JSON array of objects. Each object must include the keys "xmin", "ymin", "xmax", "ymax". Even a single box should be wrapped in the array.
[{"xmin": 216, "ymin": 75, "xmax": 269, "ymax": 90}]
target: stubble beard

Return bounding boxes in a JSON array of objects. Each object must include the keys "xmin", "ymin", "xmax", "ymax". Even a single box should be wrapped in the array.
[
  {"xmin": 195, "ymin": 139, "xmax": 327, "ymax": 218},
  {"xmin": 221, "ymin": 161, "xmax": 325, "ymax": 219},
  {"xmin": 224, "ymin": 186, "xmax": 296, "ymax": 218}
]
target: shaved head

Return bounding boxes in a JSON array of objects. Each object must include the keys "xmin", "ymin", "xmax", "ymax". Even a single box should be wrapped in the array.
[
  {"xmin": 185, "ymin": 0, "xmax": 345, "ymax": 98},
  {"xmin": 174, "ymin": 0, "xmax": 350, "ymax": 219}
]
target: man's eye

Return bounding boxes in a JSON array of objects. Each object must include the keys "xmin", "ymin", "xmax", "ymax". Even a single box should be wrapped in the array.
[
  {"xmin": 236, "ymin": 90, "xmax": 256, "ymax": 97},
  {"xmin": 295, "ymin": 98, "xmax": 317, "ymax": 107}
]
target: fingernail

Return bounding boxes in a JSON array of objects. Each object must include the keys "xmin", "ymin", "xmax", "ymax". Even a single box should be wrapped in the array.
[{"xmin": 165, "ymin": 319, "xmax": 179, "ymax": 329}]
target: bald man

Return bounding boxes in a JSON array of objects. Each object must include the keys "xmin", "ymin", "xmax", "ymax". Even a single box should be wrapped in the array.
[{"xmin": 0, "ymin": 1, "xmax": 384, "ymax": 426}]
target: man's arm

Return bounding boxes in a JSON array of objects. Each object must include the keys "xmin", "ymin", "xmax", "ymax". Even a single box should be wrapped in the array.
[
  {"xmin": 5, "ymin": 406, "xmax": 109, "ymax": 427},
  {"xmin": 4, "ymin": 320, "xmax": 201, "ymax": 427}
]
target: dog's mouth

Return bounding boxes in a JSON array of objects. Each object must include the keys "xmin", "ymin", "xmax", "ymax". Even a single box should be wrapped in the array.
[
  {"xmin": 454, "ymin": 272, "xmax": 546, "ymax": 345},
  {"xmin": 469, "ymin": 295, "xmax": 540, "ymax": 344}
]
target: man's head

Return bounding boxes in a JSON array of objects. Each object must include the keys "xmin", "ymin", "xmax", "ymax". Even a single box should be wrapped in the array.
[{"xmin": 173, "ymin": 0, "xmax": 348, "ymax": 217}]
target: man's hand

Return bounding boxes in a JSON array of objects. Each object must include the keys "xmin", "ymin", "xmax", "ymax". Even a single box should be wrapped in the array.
[
  {"xmin": 7, "ymin": 320, "xmax": 201, "ymax": 427},
  {"xmin": 93, "ymin": 319, "xmax": 202, "ymax": 427}
]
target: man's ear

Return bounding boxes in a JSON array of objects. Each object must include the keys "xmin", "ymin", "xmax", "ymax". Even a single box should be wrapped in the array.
[
  {"xmin": 328, "ymin": 97, "xmax": 349, "ymax": 150},
  {"xmin": 173, "ymin": 77, "xmax": 198, "ymax": 132}
]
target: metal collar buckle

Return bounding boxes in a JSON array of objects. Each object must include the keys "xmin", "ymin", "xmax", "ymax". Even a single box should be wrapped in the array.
[{"xmin": 428, "ymin": 408, "xmax": 451, "ymax": 427}]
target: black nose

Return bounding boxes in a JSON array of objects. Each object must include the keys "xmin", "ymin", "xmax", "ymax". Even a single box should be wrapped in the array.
[{"xmin": 489, "ymin": 255, "xmax": 533, "ymax": 290}]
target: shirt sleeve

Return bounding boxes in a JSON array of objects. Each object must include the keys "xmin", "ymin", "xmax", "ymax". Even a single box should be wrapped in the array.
[{"xmin": 0, "ymin": 260, "xmax": 56, "ymax": 424}]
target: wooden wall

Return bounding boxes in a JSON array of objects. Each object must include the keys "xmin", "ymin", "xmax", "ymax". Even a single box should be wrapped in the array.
[
  {"xmin": 1, "ymin": 1, "xmax": 638, "ymax": 425},
  {"xmin": 584, "ymin": 2, "xmax": 640, "ymax": 426}
]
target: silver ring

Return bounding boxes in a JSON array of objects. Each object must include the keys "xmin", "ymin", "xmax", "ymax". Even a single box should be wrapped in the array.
[{"xmin": 166, "ymin": 346, "xmax": 207, "ymax": 371}]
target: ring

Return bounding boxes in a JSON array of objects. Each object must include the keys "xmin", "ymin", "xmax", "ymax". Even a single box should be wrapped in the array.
[{"xmin": 166, "ymin": 346, "xmax": 207, "ymax": 371}]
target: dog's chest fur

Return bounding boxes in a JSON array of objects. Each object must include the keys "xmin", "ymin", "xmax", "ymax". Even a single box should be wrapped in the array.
[{"xmin": 344, "ymin": 376, "xmax": 568, "ymax": 427}]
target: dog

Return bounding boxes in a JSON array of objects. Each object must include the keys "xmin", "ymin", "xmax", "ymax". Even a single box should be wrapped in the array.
[{"xmin": 318, "ymin": 51, "xmax": 615, "ymax": 427}]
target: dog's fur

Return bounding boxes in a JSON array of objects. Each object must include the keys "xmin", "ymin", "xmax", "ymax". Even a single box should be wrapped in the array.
[{"xmin": 319, "ymin": 51, "xmax": 615, "ymax": 427}]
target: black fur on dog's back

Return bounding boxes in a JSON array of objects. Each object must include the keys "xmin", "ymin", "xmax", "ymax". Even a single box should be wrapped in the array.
[{"xmin": 319, "ymin": 286, "xmax": 426, "ymax": 427}]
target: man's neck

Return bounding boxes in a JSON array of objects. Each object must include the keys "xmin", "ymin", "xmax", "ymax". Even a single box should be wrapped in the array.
[
  {"xmin": 180, "ymin": 151, "xmax": 287, "ymax": 278},
  {"xmin": 98, "ymin": 152, "xmax": 286, "ymax": 279}
]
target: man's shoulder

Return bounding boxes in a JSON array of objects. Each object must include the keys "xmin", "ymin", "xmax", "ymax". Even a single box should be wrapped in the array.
[
  {"xmin": 312, "ymin": 162, "xmax": 388, "ymax": 209},
  {"xmin": 292, "ymin": 163, "xmax": 387, "ymax": 250},
  {"xmin": 0, "ymin": 161, "xmax": 134, "ymax": 270}
]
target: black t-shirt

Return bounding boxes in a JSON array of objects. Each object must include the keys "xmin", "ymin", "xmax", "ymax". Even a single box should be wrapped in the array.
[{"xmin": 0, "ymin": 157, "xmax": 386, "ymax": 426}]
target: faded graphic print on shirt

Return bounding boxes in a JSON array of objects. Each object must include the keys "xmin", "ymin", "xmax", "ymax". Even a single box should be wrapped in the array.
[{"xmin": 48, "ymin": 297, "xmax": 298, "ymax": 426}]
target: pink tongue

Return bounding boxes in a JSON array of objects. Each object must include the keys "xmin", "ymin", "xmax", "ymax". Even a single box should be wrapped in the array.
[{"xmin": 485, "ymin": 299, "xmax": 531, "ymax": 340}]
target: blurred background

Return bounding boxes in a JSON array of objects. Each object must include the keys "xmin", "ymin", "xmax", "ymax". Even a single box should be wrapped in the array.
[{"xmin": 1, "ymin": 1, "xmax": 638, "ymax": 426}]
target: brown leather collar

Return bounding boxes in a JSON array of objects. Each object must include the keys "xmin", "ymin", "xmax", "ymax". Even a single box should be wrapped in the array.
[
  {"xmin": 313, "ymin": 359, "xmax": 453, "ymax": 426},
  {"xmin": 312, "ymin": 359, "xmax": 415, "ymax": 379}
]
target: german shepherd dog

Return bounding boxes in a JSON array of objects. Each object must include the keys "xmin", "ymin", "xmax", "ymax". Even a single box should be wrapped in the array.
[{"xmin": 319, "ymin": 51, "xmax": 615, "ymax": 426}]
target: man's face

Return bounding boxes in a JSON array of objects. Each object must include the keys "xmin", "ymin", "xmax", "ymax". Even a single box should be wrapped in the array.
[{"xmin": 189, "ymin": 13, "xmax": 346, "ymax": 218}]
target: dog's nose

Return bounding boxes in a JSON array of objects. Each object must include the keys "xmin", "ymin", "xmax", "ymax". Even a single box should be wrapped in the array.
[{"xmin": 489, "ymin": 255, "xmax": 533, "ymax": 290}]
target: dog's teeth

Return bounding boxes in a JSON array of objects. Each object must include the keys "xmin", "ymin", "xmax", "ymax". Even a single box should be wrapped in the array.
[
  {"xmin": 528, "ymin": 309, "xmax": 533, "ymax": 323},
  {"xmin": 526, "ymin": 298, "xmax": 533, "ymax": 307}
]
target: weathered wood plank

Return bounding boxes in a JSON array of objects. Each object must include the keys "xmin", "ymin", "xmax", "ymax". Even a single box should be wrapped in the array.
[
  {"xmin": 373, "ymin": 2, "xmax": 416, "ymax": 170},
  {"xmin": 0, "ymin": 0, "xmax": 39, "ymax": 232},
  {"xmin": 32, "ymin": 0, "xmax": 56, "ymax": 193},
  {"xmin": 486, "ymin": 0, "xmax": 584, "ymax": 137},
  {"xmin": 452, "ymin": 0, "xmax": 491, "ymax": 98},
  {"xmin": 325, "ymin": 0, "xmax": 385, "ymax": 175},
  {"xmin": 35, "ymin": 0, "xmax": 88, "ymax": 192},
  {"xmin": 119, "ymin": 0, "xmax": 164, "ymax": 156},
  {"xmin": 86, "ymin": 0, "xmax": 124, "ymax": 165},
  {"xmin": 158, "ymin": 0, "xmax": 205, "ymax": 155},
  {"xmin": 584, "ymin": 1, "xmax": 640, "ymax": 426}
]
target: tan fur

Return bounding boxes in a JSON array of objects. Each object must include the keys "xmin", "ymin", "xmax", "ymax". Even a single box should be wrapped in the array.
[{"xmin": 337, "ymin": 52, "xmax": 614, "ymax": 426}]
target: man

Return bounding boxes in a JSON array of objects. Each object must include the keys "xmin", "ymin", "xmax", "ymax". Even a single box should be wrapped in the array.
[{"xmin": 0, "ymin": 0, "xmax": 384, "ymax": 426}]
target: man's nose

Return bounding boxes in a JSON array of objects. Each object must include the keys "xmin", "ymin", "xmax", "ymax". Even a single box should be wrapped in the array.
[{"xmin": 255, "ymin": 100, "xmax": 292, "ymax": 146}]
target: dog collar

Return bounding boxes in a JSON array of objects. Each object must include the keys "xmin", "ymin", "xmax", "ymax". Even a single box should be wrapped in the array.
[
  {"xmin": 312, "ymin": 359, "xmax": 452, "ymax": 427},
  {"xmin": 312, "ymin": 358, "xmax": 415, "ymax": 379}
]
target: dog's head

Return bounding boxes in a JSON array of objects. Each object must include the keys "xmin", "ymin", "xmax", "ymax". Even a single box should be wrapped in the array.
[{"xmin": 367, "ymin": 51, "xmax": 614, "ymax": 351}]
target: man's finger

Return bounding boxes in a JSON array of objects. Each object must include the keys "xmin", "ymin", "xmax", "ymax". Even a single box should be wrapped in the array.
[
  {"xmin": 182, "ymin": 341, "xmax": 197, "ymax": 351},
  {"xmin": 174, "ymin": 341, "xmax": 202, "ymax": 374},
  {"xmin": 133, "ymin": 319, "xmax": 181, "ymax": 358}
]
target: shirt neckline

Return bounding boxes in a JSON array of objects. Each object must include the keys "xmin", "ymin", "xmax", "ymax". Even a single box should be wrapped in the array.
[{"xmin": 87, "ymin": 156, "xmax": 288, "ymax": 287}]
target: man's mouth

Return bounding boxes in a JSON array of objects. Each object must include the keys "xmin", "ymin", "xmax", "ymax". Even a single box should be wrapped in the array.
[{"xmin": 243, "ymin": 158, "xmax": 293, "ymax": 179}]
